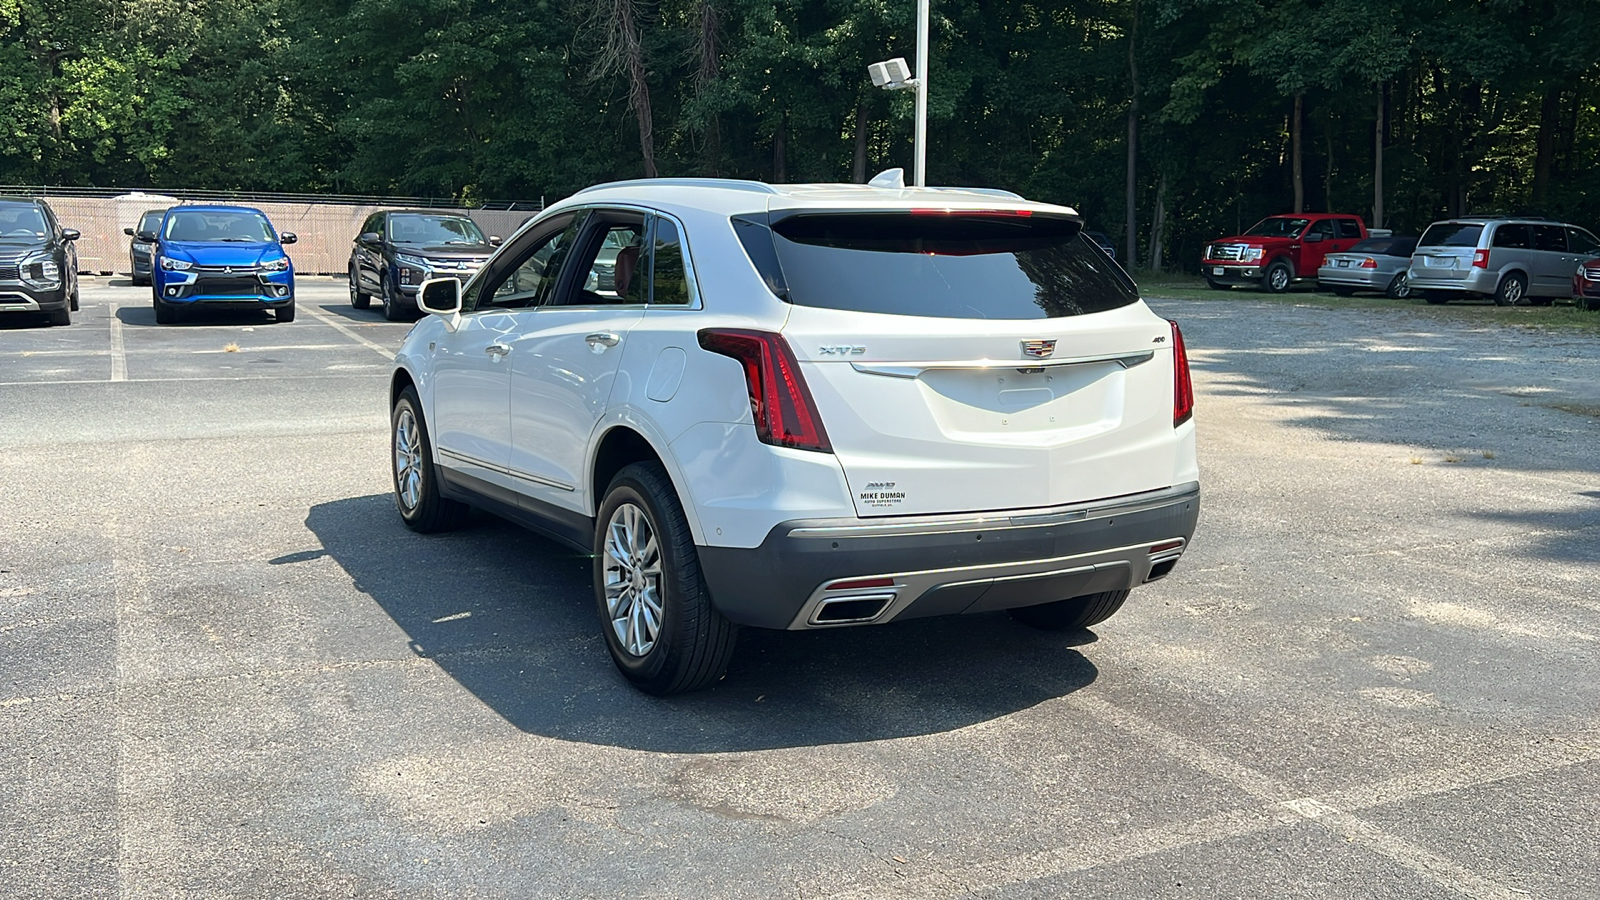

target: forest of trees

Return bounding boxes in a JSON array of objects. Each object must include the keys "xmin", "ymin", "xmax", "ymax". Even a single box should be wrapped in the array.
[{"xmin": 2, "ymin": 0, "xmax": 1597, "ymax": 271}]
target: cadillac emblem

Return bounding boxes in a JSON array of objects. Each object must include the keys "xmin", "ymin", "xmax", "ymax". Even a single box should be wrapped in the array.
[{"xmin": 1021, "ymin": 339, "xmax": 1056, "ymax": 359}]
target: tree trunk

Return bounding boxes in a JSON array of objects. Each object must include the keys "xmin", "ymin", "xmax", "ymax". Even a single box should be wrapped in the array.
[
  {"xmin": 1123, "ymin": 0, "xmax": 1140, "ymax": 268},
  {"xmin": 852, "ymin": 99, "xmax": 869, "ymax": 183},
  {"xmin": 773, "ymin": 113, "xmax": 787, "ymax": 182},
  {"xmin": 593, "ymin": 0, "xmax": 657, "ymax": 178},
  {"xmin": 1148, "ymin": 171, "xmax": 1167, "ymax": 272},
  {"xmin": 1532, "ymin": 84, "xmax": 1559, "ymax": 210},
  {"xmin": 1292, "ymin": 92, "xmax": 1303, "ymax": 213},
  {"xmin": 695, "ymin": 0, "xmax": 722, "ymax": 175},
  {"xmin": 1373, "ymin": 84, "xmax": 1384, "ymax": 229}
]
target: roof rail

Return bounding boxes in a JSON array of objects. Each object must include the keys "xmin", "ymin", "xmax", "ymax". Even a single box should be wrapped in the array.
[{"xmin": 575, "ymin": 178, "xmax": 780, "ymax": 196}]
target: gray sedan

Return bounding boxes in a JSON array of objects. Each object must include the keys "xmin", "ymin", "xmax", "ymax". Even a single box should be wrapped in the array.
[{"xmin": 1318, "ymin": 235, "xmax": 1418, "ymax": 298}]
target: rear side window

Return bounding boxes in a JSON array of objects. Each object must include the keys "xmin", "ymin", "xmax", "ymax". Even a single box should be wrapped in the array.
[
  {"xmin": 1492, "ymin": 225, "xmax": 1531, "ymax": 249},
  {"xmin": 1419, "ymin": 223, "xmax": 1483, "ymax": 248},
  {"xmin": 738, "ymin": 212, "xmax": 1139, "ymax": 319},
  {"xmin": 1337, "ymin": 219, "xmax": 1362, "ymax": 239}
]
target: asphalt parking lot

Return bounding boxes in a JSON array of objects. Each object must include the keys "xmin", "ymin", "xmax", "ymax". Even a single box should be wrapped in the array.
[{"xmin": 3, "ymin": 278, "xmax": 1598, "ymax": 899}]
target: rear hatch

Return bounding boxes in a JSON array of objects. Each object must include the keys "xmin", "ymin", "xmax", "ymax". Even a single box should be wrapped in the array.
[
  {"xmin": 1413, "ymin": 222, "xmax": 1483, "ymax": 280},
  {"xmin": 744, "ymin": 207, "xmax": 1184, "ymax": 518}
]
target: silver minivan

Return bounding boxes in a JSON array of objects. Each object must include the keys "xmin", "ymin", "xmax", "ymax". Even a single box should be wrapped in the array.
[{"xmin": 1408, "ymin": 217, "xmax": 1600, "ymax": 305}]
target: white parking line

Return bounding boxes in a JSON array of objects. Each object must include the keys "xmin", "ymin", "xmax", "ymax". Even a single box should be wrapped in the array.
[
  {"xmin": 302, "ymin": 305, "xmax": 398, "ymax": 361},
  {"xmin": 108, "ymin": 298, "xmax": 127, "ymax": 381}
]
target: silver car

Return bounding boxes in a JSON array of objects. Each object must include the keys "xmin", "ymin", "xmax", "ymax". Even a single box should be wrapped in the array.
[
  {"xmin": 1318, "ymin": 235, "xmax": 1418, "ymax": 298},
  {"xmin": 1407, "ymin": 217, "xmax": 1600, "ymax": 306}
]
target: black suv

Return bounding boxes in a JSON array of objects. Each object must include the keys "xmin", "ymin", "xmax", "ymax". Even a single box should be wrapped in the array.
[
  {"xmin": 348, "ymin": 210, "xmax": 500, "ymax": 320},
  {"xmin": 123, "ymin": 208, "xmax": 168, "ymax": 286},
  {"xmin": 0, "ymin": 197, "xmax": 80, "ymax": 327}
]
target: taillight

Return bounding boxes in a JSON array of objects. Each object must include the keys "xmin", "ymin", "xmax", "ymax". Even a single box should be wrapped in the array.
[
  {"xmin": 697, "ymin": 329, "xmax": 833, "ymax": 453},
  {"xmin": 1170, "ymin": 320, "xmax": 1194, "ymax": 427},
  {"xmin": 1360, "ymin": 257, "xmax": 1377, "ymax": 269},
  {"xmin": 1472, "ymin": 249, "xmax": 1490, "ymax": 269}
]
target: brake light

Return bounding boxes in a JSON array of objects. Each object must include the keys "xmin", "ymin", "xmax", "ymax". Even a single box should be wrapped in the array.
[
  {"xmin": 909, "ymin": 208, "xmax": 1033, "ymax": 217},
  {"xmin": 1170, "ymin": 320, "xmax": 1194, "ymax": 427},
  {"xmin": 697, "ymin": 329, "xmax": 833, "ymax": 453},
  {"xmin": 1472, "ymin": 249, "xmax": 1490, "ymax": 269},
  {"xmin": 1360, "ymin": 257, "xmax": 1377, "ymax": 269}
]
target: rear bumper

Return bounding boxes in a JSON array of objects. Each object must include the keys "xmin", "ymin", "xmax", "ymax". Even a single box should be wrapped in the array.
[
  {"xmin": 697, "ymin": 483, "xmax": 1200, "ymax": 630},
  {"xmin": 1316, "ymin": 268, "xmax": 1389, "ymax": 290},
  {"xmin": 1407, "ymin": 269, "xmax": 1494, "ymax": 294}
]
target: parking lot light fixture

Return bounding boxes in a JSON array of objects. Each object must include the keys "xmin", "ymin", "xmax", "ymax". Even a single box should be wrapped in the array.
[{"xmin": 867, "ymin": 0, "xmax": 930, "ymax": 187}]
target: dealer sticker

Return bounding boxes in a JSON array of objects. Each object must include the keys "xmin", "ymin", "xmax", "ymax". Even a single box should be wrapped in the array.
[{"xmin": 859, "ymin": 481, "xmax": 906, "ymax": 509}]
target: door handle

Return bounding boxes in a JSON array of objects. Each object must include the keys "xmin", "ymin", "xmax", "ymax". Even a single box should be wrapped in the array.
[
  {"xmin": 485, "ymin": 343, "xmax": 511, "ymax": 358},
  {"xmin": 585, "ymin": 332, "xmax": 621, "ymax": 349}
]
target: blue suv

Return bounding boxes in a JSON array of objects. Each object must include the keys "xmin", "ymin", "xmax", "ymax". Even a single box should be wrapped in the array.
[{"xmin": 140, "ymin": 205, "xmax": 297, "ymax": 324}]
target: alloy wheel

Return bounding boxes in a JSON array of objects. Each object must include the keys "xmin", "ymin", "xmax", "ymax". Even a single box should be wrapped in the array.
[
  {"xmin": 1392, "ymin": 273, "xmax": 1411, "ymax": 299},
  {"xmin": 602, "ymin": 502, "xmax": 664, "ymax": 658},
  {"xmin": 393, "ymin": 407, "xmax": 424, "ymax": 512},
  {"xmin": 1270, "ymin": 268, "xmax": 1290, "ymax": 291}
]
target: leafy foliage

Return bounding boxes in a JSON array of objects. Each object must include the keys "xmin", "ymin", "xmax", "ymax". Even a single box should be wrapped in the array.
[{"xmin": 2, "ymin": 0, "xmax": 1597, "ymax": 270}]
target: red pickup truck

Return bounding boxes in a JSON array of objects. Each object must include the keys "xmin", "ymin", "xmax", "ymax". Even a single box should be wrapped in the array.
[{"xmin": 1203, "ymin": 213, "xmax": 1369, "ymax": 293}]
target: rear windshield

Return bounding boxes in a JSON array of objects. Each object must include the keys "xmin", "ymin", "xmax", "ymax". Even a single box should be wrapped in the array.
[
  {"xmin": 1350, "ymin": 237, "xmax": 1416, "ymax": 256},
  {"xmin": 1419, "ymin": 223, "xmax": 1483, "ymax": 248},
  {"xmin": 735, "ymin": 212, "xmax": 1139, "ymax": 319},
  {"xmin": 1244, "ymin": 217, "xmax": 1309, "ymax": 238}
]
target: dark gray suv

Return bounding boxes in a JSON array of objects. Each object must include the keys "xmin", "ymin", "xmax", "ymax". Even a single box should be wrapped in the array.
[{"xmin": 0, "ymin": 197, "xmax": 81, "ymax": 327}]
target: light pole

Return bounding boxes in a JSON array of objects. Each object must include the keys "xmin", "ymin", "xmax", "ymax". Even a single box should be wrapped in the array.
[{"xmin": 867, "ymin": 0, "xmax": 930, "ymax": 187}]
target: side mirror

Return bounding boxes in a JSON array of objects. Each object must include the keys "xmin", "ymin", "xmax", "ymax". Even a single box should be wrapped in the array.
[
  {"xmin": 280, "ymin": 232, "xmax": 298, "ymax": 245},
  {"xmin": 136, "ymin": 230, "xmax": 158, "ymax": 243},
  {"xmin": 359, "ymin": 231, "xmax": 381, "ymax": 243},
  {"xmin": 417, "ymin": 277, "xmax": 463, "ymax": 317},
  {"xmin": 123, "ymin": 227, "xmax": 135, "ymax": 236},
  {"xmin": 490, "ymin": 235, "xmax": 503, "ymax": 247},
  {"xmin": 1304, "ymin": 231, "xmax": 1325, "ymax": 243},
  {"xmin": 62, "ymin": 229, "xmax": 80, "ymax": 242}
]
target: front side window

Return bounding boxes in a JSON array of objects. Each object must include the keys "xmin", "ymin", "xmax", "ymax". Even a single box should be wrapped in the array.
[
  {"xmin": 139, "ymin": 211, "xmax": 165, "ymax": 234},
  {"xmin": 1244, "ymin": 217, "xmax": 1309, "ymax": 238},
  {"xmin": 388, "ymin": 214, "xmax": 486, "ymax": 245},
  {"xmin": 649, "ymin": 216, "xmax": 693, "ymax": 305},
  {"xmin": 473, "ymin": 214, "xmax": 581, "ymax": 312},
  {"xmin": 1569, "ymin": 227, "xmax": 1600, "ymax": 256},
  {"xmin": 1308, "ymin": 220, "xmax": 1336, "ymax": 240},
  {"xmin": 741, "ymin": 211, "xmax": 1139, "ymax": 319},
  {"xmin": 165, "ymin": 211, "xmax": 276, "ymax": 243}
]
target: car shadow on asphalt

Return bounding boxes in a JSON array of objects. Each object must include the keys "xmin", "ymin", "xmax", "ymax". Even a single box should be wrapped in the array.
[
  {"xmin": 115, "ymin": 305, "xmax": 280, "ymax": 327},
  {"xmin": 304, "ymin": 493, "xmax": 1101, "ymax": 753},
  {"xmin": 312, "ymin": 302, "xmax": 401, "ymax": 324}
]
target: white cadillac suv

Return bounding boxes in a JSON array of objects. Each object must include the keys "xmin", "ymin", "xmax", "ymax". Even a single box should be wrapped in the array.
[{"xmin": 389, "ymin": 175, "xmax": 1199, "ymax": 694}]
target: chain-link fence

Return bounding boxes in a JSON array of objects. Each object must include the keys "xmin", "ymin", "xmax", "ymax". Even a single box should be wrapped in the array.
[{"xmin": 2, "ymin": 187, "xmax": 544, "ymax": 276}]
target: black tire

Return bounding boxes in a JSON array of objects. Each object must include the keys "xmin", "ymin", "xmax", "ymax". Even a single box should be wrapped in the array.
[
  {"xmin": 391, "ymin": 387, "xmax": 471, "ymax": 533},
  {"xmin": 1579, "ymin": 295, "xmax": 1600, "ymax": 312},
  {"xmin": 1492, "ymin": 272, "xmax": 1528, "ymax": 307},
  {"xmin": 1385, "ymin": 272, "xmax": 1412, "ymax": 300},
  {"xmin": 274, "ymin": 302, "xmax": 296, "ymax": 323},
  {"xmin": 1261, "ymin": 261, "xmax": 1293, "ymax": 293},
  {"xmin": 132, "ymin": 274, "xmax": 149, "ymax": 287},
  {"xmin": 381, "ymin": 276, "xmax": 407, "ymax": 322},
  {"xmin": 1330, "ymin": 286, "xmax": 1357, "ymax": 297},
  {"xmin": 349, "ymin": 268, "xmax": 370, "ymax": 309},
  {"xmin": 1424, "ymin": 291, "xmax": 1452, "ymax": 305},
  {"xmin": 69, "ymin": 287, "xmax": 79, "ymax": 311},
  {"xmin": 1008, "ymin": 590, "xmax": 1131, "ymax": 631},
  {"xmin": 594, "ymin": 462, "xmax": 737, "ymax": 695},
  {"xmin": 153, "ymin": 297, "xmax": 178, "ymax": 324},
  {"xmin": 47, "ymin": 306, "xmax": 70, "ymax": 326}
]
